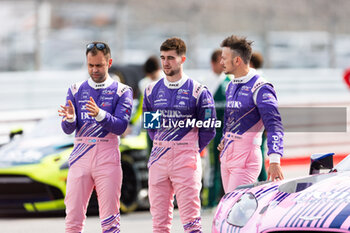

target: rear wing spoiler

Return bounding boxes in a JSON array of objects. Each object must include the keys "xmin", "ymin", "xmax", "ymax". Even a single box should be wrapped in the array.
[{"xmin": 309, "ymin": 153, "xmax": 334, "ymax": 175}]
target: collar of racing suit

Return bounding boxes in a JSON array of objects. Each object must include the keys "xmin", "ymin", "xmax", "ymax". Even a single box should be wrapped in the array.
[
  {"xmin": 231, "ymin": 68, "xmax": 257, "ymax": 84},
  {"xmin": 163, "ymin": 73, "xmax": 189, "ymax": 89},
  {"xmin": 88, "ymin": 75, "xmax": 114, "ymax": 89}
]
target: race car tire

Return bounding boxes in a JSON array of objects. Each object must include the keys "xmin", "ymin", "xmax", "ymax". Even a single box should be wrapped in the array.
[{"xmin": 120, "ymin": 153, "xmax": 140, "ymax": 213}]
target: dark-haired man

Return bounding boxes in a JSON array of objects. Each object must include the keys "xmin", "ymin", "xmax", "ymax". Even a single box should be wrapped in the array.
[
  {"xmin": 59, "ymin": 42, "xmax": 133, "ymax": 233},
  {"xmin": 249, "ymin": 51, "xmax": 269, "ymax": 182},
  {"xmin": 131, "ymin": 56, "xmax": 162, "ymax": 125},
  {"xmin": 205, "ymin": 49, "xmax": 229, "ymax": 208},
  {"xmin": 217, "ymin": 35, "xmax": 284, "ymax": 193},
  {"xmin": 143, "ymin": 37, "xmax": 216, "ymax": 233}
]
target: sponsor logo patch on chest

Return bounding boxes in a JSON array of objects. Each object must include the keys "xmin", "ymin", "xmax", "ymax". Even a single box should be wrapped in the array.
[
  {"xmin": 227, "ymin": 101, "xmax": 242, "ymax": 109},
  {"xmin": 241, "ymin": 85, "xmax": 251, "ymax": 91}
]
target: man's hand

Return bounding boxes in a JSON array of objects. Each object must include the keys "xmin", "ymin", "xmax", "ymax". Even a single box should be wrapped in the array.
[
  {"xmin": 267, "ymin": 163, "xmax": 284, "ymax": 181},
  {"xmin": 217, "ymin": 139, "xmax": 224, "ymax": 151},
  {"xmin": 86, "ymin": 97, "xmax": 100, "ymax": 117},
  {"xmin": 58, "ymin": 100, "xmax": 75, "ymax": 121}
]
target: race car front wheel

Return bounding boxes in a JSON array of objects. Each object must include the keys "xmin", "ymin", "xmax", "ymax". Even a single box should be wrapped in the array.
[{"xmin": 120, "ymin": 153, "xmax": 140, "ymax": 213}]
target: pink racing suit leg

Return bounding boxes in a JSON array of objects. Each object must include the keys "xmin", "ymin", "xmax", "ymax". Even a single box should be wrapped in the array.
[
  {"xmin": 95, "ymin": 163, "xmax": 122, "ymax": 233},
  {"xmin": 220, "ymin": 134, "xmax": 262, "ymax": 193},
  {"xmin": 65, "ymin": 152, "xmax": 95, "ymax": 233},
  {"xmin": 93, "ymin": 139, "xmax": 122, "ymax": 233},
  {"xmin": 220, "ymin": 162, "xmax": 230, "ymax": 194},
  {"xmin": 148, "ymin": 154, "xmax": 175, "ymax": 233},
  {"xmin": 223, "ymin": 147, "xmax": 262, "ymax": 192},
  {"xmin": 172, "ymin": 151, "xmax": 202, "ymax": 233}
]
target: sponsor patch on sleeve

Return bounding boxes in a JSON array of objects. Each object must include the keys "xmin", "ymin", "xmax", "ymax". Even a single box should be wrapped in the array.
[{"xmin": 262, "ymin": 93, "xmax": 276, "ymax": 102}]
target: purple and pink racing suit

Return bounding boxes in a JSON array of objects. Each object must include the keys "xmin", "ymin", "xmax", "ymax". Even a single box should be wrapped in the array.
[
  {"xmin": 220, "ymin": 69, "xmax": 284, "ymax": 193},
  {"xmin": 61, "ymin": 76, "xmax": 133, "ymax": 233},
  {"xmin": 143, "ymin": 74, "xmax": 216, "ymax": 233}
]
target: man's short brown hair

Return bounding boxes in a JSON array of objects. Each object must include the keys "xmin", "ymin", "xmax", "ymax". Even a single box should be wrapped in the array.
[
  {"xmin": 250, "ymin": 52, "xmax": 264, "ymax": 69},
  {"xmin": 160, "ymin": 37, "xmax": 186, "ymax": 55},
  {"xmin": 221, "ymin": 35, "xmax": 253, "ymax": 65},
  {"xmin": 211, "ymin": 49, "xmax": 222, "ymax": 63}
]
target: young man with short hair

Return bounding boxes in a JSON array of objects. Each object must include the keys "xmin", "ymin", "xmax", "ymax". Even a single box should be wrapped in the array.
[
  {"xmin": 218, "ymin": 35, "xmax": 284, "ymax": 193},
  {"xmin": 143, "ymin": 37, "xmax": 216, "ymax": 233}
]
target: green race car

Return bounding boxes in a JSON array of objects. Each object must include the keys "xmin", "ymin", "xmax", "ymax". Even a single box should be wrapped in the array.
[{"xmin": 0, "ymin": 115, "xmax": 149, "ymax": 214}]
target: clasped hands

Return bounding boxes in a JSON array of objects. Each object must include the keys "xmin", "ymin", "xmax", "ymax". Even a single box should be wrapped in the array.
[{"xmin": 58, "ymin": 97, "xmax": 99, "ymax": 120}]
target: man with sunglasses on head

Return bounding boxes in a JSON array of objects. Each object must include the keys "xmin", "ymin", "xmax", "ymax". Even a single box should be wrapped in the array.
[
  {"xmin": 217, "ymin": 35, "xmax": 284, "ymax": 193},
  {"xmin": 58, "ymin": 41, "xmax": 133, "ymax": 233},
  {"xmin": 143, "ymin": 37, "xmax": 216, "ymax": 233}
]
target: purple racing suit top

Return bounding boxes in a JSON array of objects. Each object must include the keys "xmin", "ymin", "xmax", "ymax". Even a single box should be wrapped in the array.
[
  {"xmin": 143, "ymin": 74, "xmax": 216, "ymax": 167},
  {"xmin": 61, "ymin": 75, "xmax": 133, "ymax": 166},
  {"xmin": 223, "ymin": 69, "xmax": 284, "ymax": 159}
]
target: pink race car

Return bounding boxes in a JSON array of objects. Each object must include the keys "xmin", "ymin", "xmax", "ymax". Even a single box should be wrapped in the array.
[{"xmin": 212, "ymin": 153, "xmax": 350, "ymax": 233}]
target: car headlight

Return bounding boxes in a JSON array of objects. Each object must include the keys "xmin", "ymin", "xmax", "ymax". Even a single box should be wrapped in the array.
[{"xmin": 226, "ymin": 192, "xmax": 257, "ymax": 227}]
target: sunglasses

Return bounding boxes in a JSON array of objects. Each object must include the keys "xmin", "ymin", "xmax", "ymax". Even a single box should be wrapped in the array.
[{"xmin": 86, "ymin": 43, "xmax": 106, "ymax": 51}]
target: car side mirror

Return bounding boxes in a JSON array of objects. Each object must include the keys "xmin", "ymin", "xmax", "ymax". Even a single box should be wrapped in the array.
[{"xmin": 309, "ymin": 153, "xmax": 334, "ymax": 175}]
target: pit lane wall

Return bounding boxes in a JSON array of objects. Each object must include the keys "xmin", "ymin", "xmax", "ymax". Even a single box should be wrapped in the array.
[{"xmin": 0, "ymin": 69, "xmax": 349, "ymax": 161}]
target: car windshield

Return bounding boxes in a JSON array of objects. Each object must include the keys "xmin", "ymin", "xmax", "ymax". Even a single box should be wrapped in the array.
[
  {"xmin": 278, "ymin": 172, "xmax": 338, "ymax": 194},
  {"xmin": 23, "ymin": 115, "xmax": 67, "ymax": 139},
  {"xmin": 278, "ymin": 154, "xmax": 350, "ymax": 193}
]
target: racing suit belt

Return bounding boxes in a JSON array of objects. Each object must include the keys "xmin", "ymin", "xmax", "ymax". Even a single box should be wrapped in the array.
[
  {"xmin": 74, "ymin": 137, "xmax": 119, "ymax": 144},
  {"xmin": 153, "ymin": 140, "xmax": 198, "ymax": 148},
  {"xmin": 224, "ymin": 132, "xmax": 262, "ymax": 145}
]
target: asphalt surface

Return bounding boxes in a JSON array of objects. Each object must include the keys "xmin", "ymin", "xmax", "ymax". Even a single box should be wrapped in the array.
[{"xmin": 0, "ymin": 209, "xmax": 215, "ymax": 233}]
